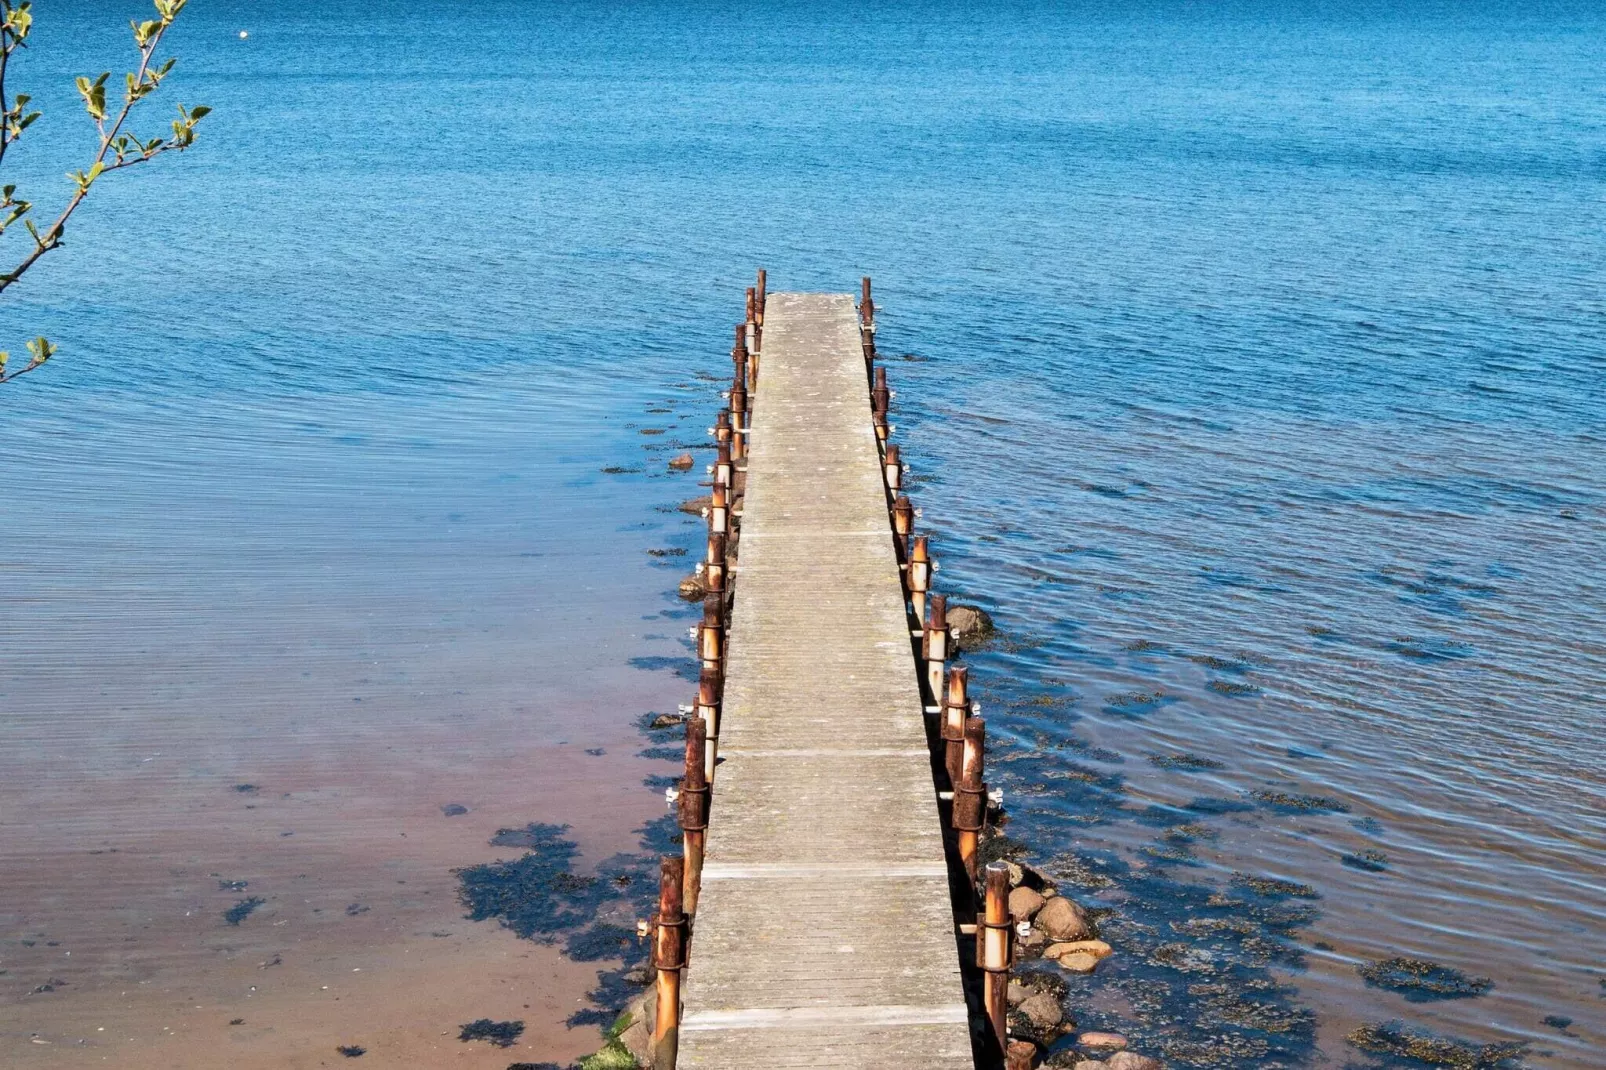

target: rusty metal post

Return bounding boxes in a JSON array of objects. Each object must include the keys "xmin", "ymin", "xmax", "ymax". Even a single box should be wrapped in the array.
[
  {"xmin": 907, "ymin": 535, "xmax": 930, "ymax": 623},
  {"xmin": 755, "ymin": 268, "xmax": 766, "ymax": 325},
  {"xmin": 679, "ymin": 718, "xmax": 710, "ymax": 916},
  {"xmin": 892, "ymin": 495, "xmax": 914, "ymax": 560},
  {"xmin": 732, "ymin": 323, "xmax": 748, "ymax": 382},
  {"xmin": 978, "ymin": 861, "xmax": 1012, "ymax": 1061},
  {"xmin": 697, "ymin": 594, "xmax": 723, "ymax": 674},
  {"xmin": 924, "ymin": 594, "xmax": 949, "ymax": 700},
  {"xmin": 1006, "ymin": 1039, "xmax": 1037, "ymax": 1070},
  {"xmin": 872, "ymin": 366, "xmax": 890, "ymax": 416},
  {"xmin": 745, "ymin": 286, "xmax": 756, "ymax": 327},
  {"xmin": 860, "ymin": 276, "xmax": 876, "ymax": 364},
  {"xmin": 883, "ymin": 444, "xmax": 902, "ymax": 496},
  {"xmin": 941, "ymin": 665, "xmax": 969, "ymax": 788},
  {"xmin": 954, "ymin": 715, "xmax": 987, "ymax": 885},
  {"xmin": 873, "ymin": 406, "xmax": 889, "ymax": 447},
  {"xmin": 696, "ymin": 666, "xmax": 722, "ymax": 782},
  {"xmin": 707, "ymin": 481, "xmax": 729, "ymax": 536},
  {"xmin": 713, "ymin": 440, "xmax": 733, "ymax": 493},
  {"xmin": 729, "ymin": 365, "xmax": 748, "ymax": 463},
  {"xmin": 705, "ymin": 530, "xmax": 727, "ymax": 597},
  {"xmin": 652, "ymin": 856, "xmax": 686, "ymax": 1069},
  {"xmin": 713, "ymin": 409, "xmax": 731, "ymax": 451}
]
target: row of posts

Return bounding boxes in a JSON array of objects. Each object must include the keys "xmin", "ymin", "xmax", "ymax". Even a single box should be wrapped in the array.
[
  {"xmin": 642, "ymin": 270, "xmax": 768, "ymax": 1070},
  {"xmin": 861, "ymin": 278, "xmax": 1022, "ymax": 1068},
  {"xmin": 644, "ymin": 273, "xmax": 1023, "ymax": 1070}
]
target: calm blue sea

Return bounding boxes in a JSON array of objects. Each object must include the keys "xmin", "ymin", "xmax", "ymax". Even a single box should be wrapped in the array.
[{"xmin": 3, "ymin": 1, "xmax": 1602, "ymax": 1067}]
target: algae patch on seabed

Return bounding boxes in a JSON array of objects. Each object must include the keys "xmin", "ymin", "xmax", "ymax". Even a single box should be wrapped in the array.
[
  {"xmin": 223, "ymin": 896, "xmax": 266, "ymax": 925},
  {"xmin": 1347, "ymin": 1020, "xmax": 1525, "ymax": 1068},
  {"xmin": 1248, "ymin": 789, "xmax": 1351, "ymax": 814},
  {"xmin": 458, "ymin": 1018, "xmax": 524, "ymax": 1047},
  {"xmin": 1358, "ymin": 957, "xmax": 1493, "ymax": 1001}
]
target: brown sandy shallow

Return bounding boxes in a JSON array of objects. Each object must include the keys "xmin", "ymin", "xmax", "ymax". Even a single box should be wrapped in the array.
[
  {"xmin": 1, "ymin": 530, "xmax": 692, "ymax": 1069},
  {"xmin": 3, "ymin": 728, "xmax": 664, "ymax": 1069}
]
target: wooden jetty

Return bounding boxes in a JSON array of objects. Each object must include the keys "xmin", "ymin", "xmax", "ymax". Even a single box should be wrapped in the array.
[
  {"xmin": 676, "ymin": 292, "xmax": 973, "ymax": 1068},
  {"xmin": 644, "ymin": 277, "xmax": 1025, "ymax": 1070}
]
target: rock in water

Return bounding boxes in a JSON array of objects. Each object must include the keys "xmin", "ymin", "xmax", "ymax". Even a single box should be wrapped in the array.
[
  {"xmin": 678, "ymin": 575, "xmax": 708, "ymax": 600},
  {"xmin": 1078, "ymin": 1031, "xmax": 1128, "ymax": 1050},
  {"xmin": 1107, "ymin": 1053, "xmax": 1163, "ymax": 1070},
  {"xmin": 1045, "ymin": 939, "xmax": 1112, "ymax": 961},
  {"xmin": 678, "ymin": 495, "xmax": 712, "ymax": 515},
  {"xmin": 948, "ymin": 604, "xmax": 995, "ymax": 643},
  {"xmin": 1009, "ymin": 886, "xmax": 1045, "ymax": 921},
  {"xmin": 618, "ymin": 989, "xmax": 656, "ymax": 1066},
  {"xmin": 1057, "ymin": 951, "xmax": 1101, "ymax": 974},
  {"xmin": 1036, "ymin": 895, "xmax": 1092, "ymax": 941},
  {"xmin": 668, "ymin": 453, "xmax": 694, "ymax": 470},
  {"xmin": 1018, "ymin": 991, "xmax": 1064, "ymax": 1032}
]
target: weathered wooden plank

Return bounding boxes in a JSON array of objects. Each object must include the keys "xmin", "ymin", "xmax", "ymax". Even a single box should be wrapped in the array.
[{"xmin": 677, "ymin": 293, "xmax": 973, "ymax": 1069}]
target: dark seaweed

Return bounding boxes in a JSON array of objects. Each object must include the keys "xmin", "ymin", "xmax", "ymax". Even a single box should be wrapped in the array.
[
  {"xmin": 1347, "ymin": 1020, "xmax": 1524, "ymax": 1067},
  {"xmin": 224, "ymin": 897, "xmax": 265, "ymax": 925},
  {"xmin": 1358, "ymin": 958, "xmax": 1493, "ymax": 1001},
  {"xmin": 458, "ymin": 1019, "xmax": 524, "ymax": 1047}
]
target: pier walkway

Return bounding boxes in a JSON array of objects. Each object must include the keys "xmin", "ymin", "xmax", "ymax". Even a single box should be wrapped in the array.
[{"xmin": 676, "ymin": 293, "xmax": 974, "ymax": 1068}]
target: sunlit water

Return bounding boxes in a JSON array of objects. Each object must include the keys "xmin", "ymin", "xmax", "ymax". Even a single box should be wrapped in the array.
[{"xmin": 2, "ymin": 1, "xmax": 1602, "ymax": 1067}]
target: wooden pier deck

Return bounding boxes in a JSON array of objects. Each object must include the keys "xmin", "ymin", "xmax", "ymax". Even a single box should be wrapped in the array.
[{"xmin": 676, "ymin": 293, "xmax": 974, "ymax": 1068}]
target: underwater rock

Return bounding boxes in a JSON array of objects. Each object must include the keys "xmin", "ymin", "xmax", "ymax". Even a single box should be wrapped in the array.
[
  {"xmin": 1010, "ymin": 886, "xmax": 1046, "ymax": 920},
  {"xmin": 948, "ymin": 604, "xmax": 994, "ymax": 644},
  {"xmin": 1046, "ymin": 939, "xmax": 1112, "ymax": 961},
  {"xmin": 1037, "ymin": 896, "xmax": 1092, "ymax": 941},
  {"xmin": 618, "ymin": 989, "xmax": 656, "ymax": 1066},
  {"xmin": 678, "ymin": 495, "xmax": 712, "ymax": 515},
  {"xmin": 1106, "ymin": 1053, "xmax": 1162, "ymax": 1070},
  {"xmin": 1057, "ymin": 952, "xmax": 1101, "ymax": 974},
  {"xmin": 1018, "ymin": 990, "xmax": 1064, "ymax": 1031},
  {"xmin": 668, "ymin": 453, "xmax": 694, "ymax": 471},
  {"xmin": 678, "ymin": 575, "xmax": 708, "ymax": 600},
  {"xmin": 1079, "ymin": 1031, "xmax": 1128, "ymax": 1050}
]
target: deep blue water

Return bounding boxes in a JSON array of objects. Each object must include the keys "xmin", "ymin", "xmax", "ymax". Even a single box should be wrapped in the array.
[{"xmin": 3, "ymin": 1, "xmax": 1603, "ymax": 1067}]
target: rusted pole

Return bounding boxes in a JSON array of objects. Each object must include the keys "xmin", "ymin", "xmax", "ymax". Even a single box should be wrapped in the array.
[
  {"xmin": 705, "ymin": 530, "xmax": 727, "ymax": 597},
  {"xmin": 698, "ymin": 594, "xmax": 723, "ymax": 675},
  {"xmin": 908, "ymin": 535, "xmax": 930, "ymax": 623},
  {"xmin": 892, "ymin": 494, "xmax": 914, "ymax": 561},
  {"xmin": 696, "ymin": 666, "xmax": 721, "ymax": 782},
  {"xmin": 732, "ymin": 323, "xmax": 748, "ymax": 383},
  {"xmin": 755, "ymin": 268, "xmax": 766, "ymax": 325},
  {"xmin": 860, "ymin": 276, "xmax": 876, "ymax": 364},
  {"xmin": 652, "ymin": 856, "xmax": 686, "ymax": 1069},
  {"xmin": 729, "ymin": 365, "xmax": 748, "ymax": 463},
  {"xmin": 679, "ymin": 718, "xmax": 710, "ymax": 916},
  {"xmin": 873, "ymin": 406, "xmax": 889, "ymax": 448},
  {"xmin": 872, "ymin": 366, "xmax": 890, "ymax": 416},
  {"xmin": 745, "ymin": 286, "xmax": 756, "ymax": 327},
  {"xmin": 1006, "ymin": 1039, "xmax": 1037, "ymax": 1070},
  {"xmin": 978, "ymin": 861, "xmax": 1012, "ymax": 1061},
  {"xmin": 941, "ymin": 665, "xmax": 969, "ymax": 789},
  {"xmin": 713, "ymin": 409, "xmax": 731, "ymax": 451},
  {"xmin": 953, "ymin": 715, "xmax": 987, "ymax": 886},
  {"xmin": 924, "ymin": 594, "xmax": 949, "ymax": 701},
  {"xmin": 713, "ymin": 440, "xmax": 733, "ymax": 494},
  {"xmin": 706, "ymin": 481, "xmax": 729, "ymax": 537},
  {"xmin": 883, "ymin": 444, "xmax": 902, "ymax": 496}
]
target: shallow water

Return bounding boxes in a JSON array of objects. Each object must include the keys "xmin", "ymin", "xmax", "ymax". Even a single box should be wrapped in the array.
[{"xmin": 2, "ymin": 0, "xmax": 1603, "ymax": 1066}]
